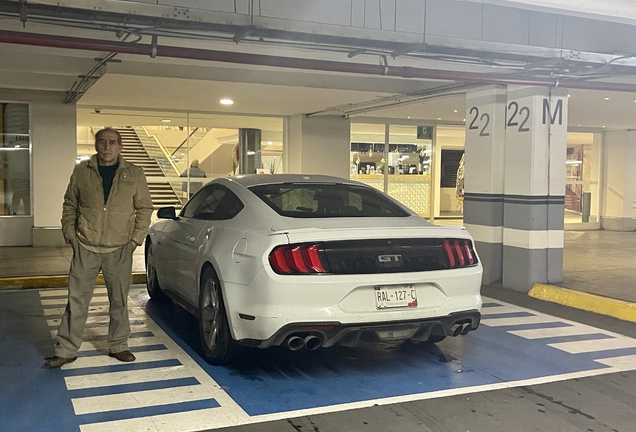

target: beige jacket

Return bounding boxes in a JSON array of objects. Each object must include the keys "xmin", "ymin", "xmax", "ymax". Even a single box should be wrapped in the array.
[{"xmin": 61, "ymin": 155, "xmax": 154, "ymax": 248}]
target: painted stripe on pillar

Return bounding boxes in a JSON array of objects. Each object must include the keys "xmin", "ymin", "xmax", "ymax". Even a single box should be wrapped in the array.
[
  {"xmin": 464, "ymin": 194, "xmax": 504, "ymax": 228},
  {"xmin": 503, "ymin": 228, "xmax": 564, "ymax": 249},
  {"xmin": 503, "ymin": 195, "xmax": 565, "ymax": 232},
  {"xmin": 464, "ymin": 224, "xmax": 503, "ymax": 244}
]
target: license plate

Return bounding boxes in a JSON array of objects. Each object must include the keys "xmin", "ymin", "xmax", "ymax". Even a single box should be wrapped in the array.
[{"xmin": 374, "ymin": 284, "xmax": 418, "ymax": 309}]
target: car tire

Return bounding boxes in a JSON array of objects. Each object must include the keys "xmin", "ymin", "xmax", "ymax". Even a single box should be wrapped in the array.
[
  {"xmin": 146, "ymin": 243, "xmax": 168, "ymax": 301},
  {"xmin": 198, "ymin": 267, "xmax": 249, "ymax": 365}
]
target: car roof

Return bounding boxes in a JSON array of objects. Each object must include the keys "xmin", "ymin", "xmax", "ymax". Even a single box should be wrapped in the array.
[{"xmin": 223, "ymin": 174, "xmax": 364, "ymax": 188}]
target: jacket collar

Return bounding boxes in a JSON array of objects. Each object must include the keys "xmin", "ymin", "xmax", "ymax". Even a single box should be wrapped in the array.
[{"xmin": 87, "ymin": 154, "xmax": 129, "ymax": 170}]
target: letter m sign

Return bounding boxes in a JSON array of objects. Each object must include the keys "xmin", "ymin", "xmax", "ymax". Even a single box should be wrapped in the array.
[{"xmin": 543, "ymin": 98, "xmax": 563, "ymax": 125}]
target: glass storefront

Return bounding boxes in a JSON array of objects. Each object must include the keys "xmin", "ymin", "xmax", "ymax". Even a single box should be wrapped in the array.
[
  {"xmin": 0, "ymin": 103, "xmax": 31, "ymax": 216},
  {"xmin": 77, "ymin": 109, "xmax": 283, "ymax": 207},
  {"xmin": 350, "ymin": 123, "xmax": 433, "ymax": 217}
]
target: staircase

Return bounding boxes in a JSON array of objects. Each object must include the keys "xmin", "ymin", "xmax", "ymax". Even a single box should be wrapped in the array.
[{"xmin": 115, "ymin": 127, "xmax": 182, "ymax": 209}]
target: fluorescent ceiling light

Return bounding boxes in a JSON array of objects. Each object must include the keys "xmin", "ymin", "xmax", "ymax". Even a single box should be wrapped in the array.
[
  {"xmin": 220, "ymin": 98, "xmax": 234, "ymax": 105},
  {"xmin": 565, "ymin": 160, "xmax": 582, "ymax": 164},
  {"xmin": 267, "ymin": 141, "xmax": 273, "ymax": 145},
  {"xmin": 247, "ymin": 150, "xmax": 256, "ymax": 155},
  {"xmin": 160, "ymin": 119, "xmax": 171, "ymax": 123}
]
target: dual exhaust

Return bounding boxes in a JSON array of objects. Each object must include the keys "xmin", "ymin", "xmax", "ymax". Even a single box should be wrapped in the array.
[
  {"xmin": 449, "ymin": 322, "xmax": 472, "ymax": 337},
  {"xmin": 285, "ymin": 334, "xmax": 323, "ymax": 351}
]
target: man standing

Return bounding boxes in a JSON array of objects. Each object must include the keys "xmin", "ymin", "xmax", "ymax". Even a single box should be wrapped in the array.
[
  {"xmin": 180, "ymin": 159, "xmax": 207, "ymax": 198},
  {"xmin": 45, "ymin": 128, "xmax": 153, "ymax": 369}
]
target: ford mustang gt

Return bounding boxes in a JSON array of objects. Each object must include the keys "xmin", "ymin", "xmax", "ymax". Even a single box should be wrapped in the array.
[{"xmin": 145, "ymin": 174, "xmax": 483, "ymax": 364}]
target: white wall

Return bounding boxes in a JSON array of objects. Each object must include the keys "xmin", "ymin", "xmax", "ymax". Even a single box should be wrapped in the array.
[
  {"xmin": 32, "ymin": 101, "xmax": 77, "ymax": 244},
  {"xmin": 287, "ymin": 115, "xmax": 350, "ymax": 178},
  {"xmin": 601, "ymin": 130, "xmax": 636, "ymax": 230}
]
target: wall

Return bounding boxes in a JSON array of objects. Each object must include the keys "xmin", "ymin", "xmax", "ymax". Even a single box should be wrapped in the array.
[
  {"xmin": 601, "ymin": 130, "xmax": 636, "ymax": 230},
  {"xmin": 32, "ymin": 100, "xmax": 77, "ymax": 245},
  {"xmin": 0, "ymin": 89, "xmax": 76, "ymax": 246},
  {"xmin": 287, "ymin": 115, "xmax": 350, "ymax": 178}
]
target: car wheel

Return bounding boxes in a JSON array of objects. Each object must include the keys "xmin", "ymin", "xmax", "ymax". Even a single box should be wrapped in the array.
[
  {"xmin": 146, "ymin": 243, "xmax": 167, "ymax": 301},
  {"xmin": 198, "ymin": 267, "xmax": 249, "ymax": 365}
]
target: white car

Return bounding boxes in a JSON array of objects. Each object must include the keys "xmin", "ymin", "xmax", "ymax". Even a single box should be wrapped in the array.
[{"xmin": 145, "ymin": 174, "xmax": 483, "ymax": 364}]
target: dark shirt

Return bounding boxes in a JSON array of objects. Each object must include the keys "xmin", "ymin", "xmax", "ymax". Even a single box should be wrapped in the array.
[{"xmin": 98, "ymin": 163, "xmax": 119, "ymax": 204}]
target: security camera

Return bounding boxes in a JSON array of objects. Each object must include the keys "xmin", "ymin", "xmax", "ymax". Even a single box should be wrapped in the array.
[{"xmin": 94, "ymin": 108, "xmax": 101, "ymax": 114}]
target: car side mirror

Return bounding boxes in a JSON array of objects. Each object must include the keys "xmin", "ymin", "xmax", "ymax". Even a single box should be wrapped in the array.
[{"xmin": 157, "ymin": 206, "xmax": 178, "ymax": 219}]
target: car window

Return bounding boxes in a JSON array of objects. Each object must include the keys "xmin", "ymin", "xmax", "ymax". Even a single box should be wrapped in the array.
[
  {"xmin": 180, "ymin": 185, "xmax": 244, "ymax": 220},
  {"xmin": 249, "ymin": 183, "xmax": 410, "ymax": 218}
]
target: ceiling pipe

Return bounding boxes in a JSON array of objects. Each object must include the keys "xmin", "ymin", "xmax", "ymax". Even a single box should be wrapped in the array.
[{"xmin": 3, "ymin": 29, "xmax": 636, "ymax": 93}]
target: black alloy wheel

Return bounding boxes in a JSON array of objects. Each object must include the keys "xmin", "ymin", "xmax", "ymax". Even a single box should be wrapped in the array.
[{"xmin": 198, "ymin": 267, "xmax": 249, "ymax": 365}]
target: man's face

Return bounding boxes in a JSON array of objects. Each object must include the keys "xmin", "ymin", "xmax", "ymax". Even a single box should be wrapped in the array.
[{"xmin": 95, "ymin": 130, "xmax": 122, "ymax": 166}]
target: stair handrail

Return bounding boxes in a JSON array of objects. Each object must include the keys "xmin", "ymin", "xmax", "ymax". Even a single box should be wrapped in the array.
[
  {"xmin": 170, "ymin": 127, "xmax": 211, "ymax": 172},
  {"xmin": 134, "ymin": 126, "xmax": 181, "ymax": 177},
  {"xmin": 171, "ymin": 127, "xmax": 200, "ymax": 157}
]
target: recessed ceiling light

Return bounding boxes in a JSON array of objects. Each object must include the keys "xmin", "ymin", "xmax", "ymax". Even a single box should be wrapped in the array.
[
  {"xmin": 453, "ymin": 109, "xmax": 458, "ymax": 113},
  {"xmin": 220, "ymin": 98, "xmax": 234, "ymax": 105},
  {"xmin": 267, "ymin": 141, "xmax": 273, "ymax": 145},
  {"xmin": 567, "ymin": 94, "xmax": 571, "ymax": 97},
  {"xmin": 160, "ymin": 119, "xmax": 171, "ymax": 123},
  {"xmin": 407, "ymin": 116, "xmax": 410, "ymax": 119},
  {"xmin": 603, "ymin": 97, "xmax": 610, "ymax": 101},
  {"xmin": 602, "ymin": 125, "xmax": 606, "ymax": 128},
  {"xmin": 437, "ymin": 117, "xmax": 442, "ymax": 120},
  {"xmin": 462, "ymin": 119, "xmax": 466, "ymax": 122}
]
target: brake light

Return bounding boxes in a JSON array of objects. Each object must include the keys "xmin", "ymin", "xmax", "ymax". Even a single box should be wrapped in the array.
[
  {"xmin": 443, "ymin": 239, "xmax": 477, "ymax": 269},
  {"xmin": 269, "ymin": 243, "xmax": 329, "ymax": 274}
]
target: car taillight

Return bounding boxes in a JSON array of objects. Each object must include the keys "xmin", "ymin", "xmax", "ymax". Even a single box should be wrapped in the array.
[
  {"xmin": 443, "ymin": 239, "xmax": 477, "ymax": 268},
  {"xmin": 269, "ymin": 243, "xmax": 328, "ymax": 274}
]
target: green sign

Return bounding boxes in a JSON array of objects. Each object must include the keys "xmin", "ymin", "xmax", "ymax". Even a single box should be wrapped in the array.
[{"xmin": 417, "ymin": 126, "xmax": 433, "ymax": 140}]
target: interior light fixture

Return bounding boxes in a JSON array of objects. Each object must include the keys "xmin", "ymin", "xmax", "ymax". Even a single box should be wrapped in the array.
[
  {"xmin": 565, "ymin": 160, "xmax": 582, "ymax": 165},
  {"xmin": 267, "ymin": 141, "xmax": 273, "ymax": 145},
  {"xmin": 453, "ymin": 109, "xmax": 458, "ymax": 113},
  {"xmin": 567, "ymin": 94, "xmax": 571, "ymax": 98},
  {"xmin": 602, "ymin": 125, "xmax": 606, "ymax": 128},
  {"xmin": 437, "ymin": 117, "xmax": 442, "ymax": 120},
  {"xmin": 407, "ymin": 116, "xmax": 411, "ymax": 119},
  {"xmin": 247, "ymin": 150, "xmax": 256, "ymax": 155},
  {"xmin": 160, "ymin": 119, "xmax": 171, "ymax": 123},
  {"xmin": 603, "ymin": 97, "xmax": 610, "ymax": 101},
  {"xmin": 220, "ymin": 98, "xmax": 234, "ymax": 105}
]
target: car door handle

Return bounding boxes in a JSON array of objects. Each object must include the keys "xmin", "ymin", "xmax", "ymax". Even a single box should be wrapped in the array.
[{"xmin": 186, "ymin": 235, "xmax": 196, "ymax": 242}]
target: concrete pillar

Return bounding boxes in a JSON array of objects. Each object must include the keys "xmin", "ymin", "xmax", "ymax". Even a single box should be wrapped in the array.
[
  {"xmin": 463, "ymin": 85, "xmax": 507, "ymax": 285},
  {"xmin": 238, "ymin": 128, "xmax": 261, "ymax": 174},
  {"xmin": 286, "ymin": 115, "xmax": 350, "ymax": 178},
  {"xmin": 502, "ymin": 86, "xmax": 568, "ymax": 292},
  {"xmin": 600, "ymin": 130, "xmax": 636, "ymax": 230}
]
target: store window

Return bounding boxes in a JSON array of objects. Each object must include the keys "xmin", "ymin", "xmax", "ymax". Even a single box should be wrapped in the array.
[
  {"xmin": 350, "ymin": 123, "xmax": 433, "ymax": 217},
  {"xmin": 0, "ymin": 103, "xmax": 31, "ymax": 216},
  {"xmin": 565, "ymin": 132, "xmax": 601, "ymax": 225}
]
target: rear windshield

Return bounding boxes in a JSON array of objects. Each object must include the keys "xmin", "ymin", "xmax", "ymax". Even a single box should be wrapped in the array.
[{"xmin": 249, "ymin": 183, "xmax": 411, "ymax": 218}]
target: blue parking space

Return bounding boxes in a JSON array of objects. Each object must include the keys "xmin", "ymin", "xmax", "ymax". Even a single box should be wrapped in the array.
[
  {"xmin": 3, "ymin": 288, "xmax": 636, "ymax": 432},
  {"xmin": 146, "ymin": 300, "xmax": 634, "ymax": 417}
]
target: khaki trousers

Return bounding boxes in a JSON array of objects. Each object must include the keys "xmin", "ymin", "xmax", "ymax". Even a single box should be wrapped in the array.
[{"xmin": 54, "ymin": 241, "xmax": 135, "ymax": 357}]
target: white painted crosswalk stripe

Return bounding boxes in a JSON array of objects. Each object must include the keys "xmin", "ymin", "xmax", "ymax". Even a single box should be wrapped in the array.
[
  {"xmin": 508, "ymin": 325, "xmax": 603, "ymax": 339},
  {"xmin": 549, "ymin": 337, "xmax": 636, "ymax": 354},
  {"xmin": 480, "ymin": 315, "xmax": 559, "ymax": 327},
  {"xmin": 65, "ymin": 367, "xmax": 193, "ymax": 390},
  {"xmin": 39, "ymin": 287, "xmax": 251, "ymax": 432}
]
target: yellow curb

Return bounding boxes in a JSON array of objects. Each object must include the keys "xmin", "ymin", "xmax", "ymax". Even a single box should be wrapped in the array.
[
  {"xmin": 0, "ymin": 273, "xmax": 147, "ymax": 291},
  {"xmin": 529, "ymin": 283, "xmax": 636, "ymax": 324}
]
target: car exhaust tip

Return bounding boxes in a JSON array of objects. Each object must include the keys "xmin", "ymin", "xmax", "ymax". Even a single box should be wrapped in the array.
[
  {"xmin": 304, "ymin": 335, "xmax": 322, "ymax": 351},
  {"xmin": 461, "ymin": 323, "xmax": 472, "ymax": 335},
  {"xmin": 286, "ymin": 335, "xmax": 305, "ymax": 351},
  {"xmin": 450, "ymin": 323, "xmax": 462, "ymax": 337}
]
